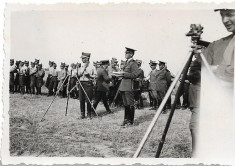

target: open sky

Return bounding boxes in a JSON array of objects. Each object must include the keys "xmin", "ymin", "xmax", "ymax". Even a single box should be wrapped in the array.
[{"xmin": 10, "ymin": 4, "xmax": 232, "ymax": 75}]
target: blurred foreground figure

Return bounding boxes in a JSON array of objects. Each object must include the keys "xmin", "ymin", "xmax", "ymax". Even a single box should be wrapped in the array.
[{"xmin": 191, "ymin": 9, "xmax": 235, "ymax": 158}]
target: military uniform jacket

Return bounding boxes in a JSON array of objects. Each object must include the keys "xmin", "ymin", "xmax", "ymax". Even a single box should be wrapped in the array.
[
  {"xmin": 119, "ymin": 58, "xmax": 139, "ymax": 92},
  {"xmin": 155, "ymin": 68, "xmax": 170, "ymax": 91},
  {"xmin": 96, "ymin": 67, "xmax": 111, "ymax": 92},
  {"xmin": 148, "ymin": 69, "xmax": 158, "ymax": 90}
]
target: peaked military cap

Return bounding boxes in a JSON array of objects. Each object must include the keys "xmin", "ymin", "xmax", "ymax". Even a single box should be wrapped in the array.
[
  {"xmin": 38, "ymin": 64, "xmax": 42, "ymax": 67},
  {"xmin": 35, "ymin": 59, "xmax": 39, "ymax": 62},
  {"xmin": 10, "ymin": 59, "xmax": 14, "ymax": 62},
  {"xmin": 100, "ymin": 60, "xmax": 109, "ymax": 65},
  {"xmin": 65, "ymin": 64, "xmax": 69, "ymax": 68},
  {"xmin": 49, "ymin": 61, "xmax": 53, "ymax": 64},
  {"xmin": 81, "ymin": 52, "xmax": 91, "ymax": 58},
  {"xmin": 159, "ymin": 60, "xmax": 166, "ymax": 65},
  {"xmin": 214, "ymin": 8, "xmax": 235, "ymax": 12},
  {"xmin": 53, "ymin": 63, "xmax": 57, "ymax": 66},
  {"xmin": 31, "ymin": 61, "xmax": 35, "ymax": 64},
  {"xmin": 24, "ymin": 61, "xmax": 29, "ymax": 64},
  {"xmin": 149, "ymin": 60, "xmax": 158, "ymax": 65},
  {"xmin": 125, "ymin": 47, "xmax": 136, "ymax": 54}
]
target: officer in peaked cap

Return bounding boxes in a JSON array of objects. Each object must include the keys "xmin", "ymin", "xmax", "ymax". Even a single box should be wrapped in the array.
[
  {"xmin": 147, "ymin": 60, "xmax": 158, "ymax": 110},
  {"xmin": 117, "ymin": 47, "xmax": 139, "ymax": 127},
  {"xmin": 155, "ymin": 60, "xmax": 171, "ymax": 113},
  {"xmin": 77, "ymin": 52, "xmax": 96, "ymax": 119},
  {"xmin": 92, "ymin": 60, "xmax": 112, "ymax": 114}
]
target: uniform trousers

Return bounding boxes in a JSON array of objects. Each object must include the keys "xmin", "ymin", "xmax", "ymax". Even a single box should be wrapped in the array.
[
  {"xmin": 79, "ymin": 81, "xmax": 93, "ymax": 117},
  {"xmin": 10, "ymin": 73, "xmax": 15, "ymax": 93},
  {"xmin": 25, "ymin": 75, "xmax": 30, "ymax": 93},
  {"xmin": 30, "ymin": 75, "xmax": 36, "ymax": 94},
  {"xmin": 36, "ymin": 77, "xmax": 43, "ymax": 95},
  {"xmin": 48, "ymin": 76, "xmax": 58, "ymax": 95},
  {"xmin": 93, "ymin": 91, "xmax": 111, "ymax": 112},
  {"xmin": 18, "ymin": 75, "xmax": 25, "ymax": 94}
]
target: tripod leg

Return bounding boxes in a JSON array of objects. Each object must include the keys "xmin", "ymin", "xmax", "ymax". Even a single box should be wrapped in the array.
[
  {"xmin": 75, "ymin": 76, "xmax": 99, "ymax": 117},
  {"xmin": 41, "ymin": 75, "xmax": 69, "ymax": 121}
]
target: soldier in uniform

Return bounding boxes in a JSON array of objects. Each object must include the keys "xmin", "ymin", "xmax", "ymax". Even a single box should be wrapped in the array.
[
  {"xmin": 35, "ymin": 64, "xmax": 45, "ymax": 95},
  {"xmin": 48, "ymin": 63, "xmax": 58, "ymax": 96},
  {"xmin": 155, "ymin": 61, "xmax": 172, "ymax": 113},
  {"xmin": 10, "ymin": 59, "xmax": 17, "ymax": 93},
  {"xmin": 147, "ymin": 60, "xmax": 158, "ymax": 110},
  {"xmin": 92, "ymin": 60, "xmax": 112, "ymax": 113},
  {"xmin": 14, "ymin": 60, "xmax": 21, "ymax": 93},
  {"xmin": 29, "ymin": 62, "xmax": 37, "ymax": 94},
  {"xmin": 77, "ymin": 52, "xmax": 97, "ymax": 119},
  {"xmin": 118, "ymin": 47, "xmax": 139, "ymax": 126},
  {"xmin": 18, "ymin": 61, "xmax": 27, "ymax": 95},
  {"xmin": 69, "ymin": 63, "xmax": 78, "ymax": 99},
  {"xmin": 24, "ymin": 61, "xmax": 30, "ymax": 94},
  {"xmin": 134, "ymin": 60, "xmax": 144, "ymax": 109},
  {"xmin": 58, "ymin": 63, "xmax": 67, "ymax": 97},
  {"xmin": 46, "ymin": 61, "xmax": 54, "ymax": 89}
]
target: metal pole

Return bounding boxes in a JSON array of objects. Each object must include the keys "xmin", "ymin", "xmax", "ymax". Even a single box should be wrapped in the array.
[
  {"xmin": 133, "ymin": 51, "xmax": 193, "ymax": 158},
  {"xmin": 75, "ymin": 75, "xmax": 99, "ymax": 117},
  {"xmin": 41, "ymin": 75, "xmax": 69, "ymax": 121},
  {"xmin": 155, "ymin": 52, "xmax": 193, "ymax": 158}
]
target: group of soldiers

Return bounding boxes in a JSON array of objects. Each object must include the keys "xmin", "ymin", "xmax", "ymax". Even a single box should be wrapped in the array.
[{"xmin": 10, "ymin": 48, "xmax": 180, "ymax": 123}]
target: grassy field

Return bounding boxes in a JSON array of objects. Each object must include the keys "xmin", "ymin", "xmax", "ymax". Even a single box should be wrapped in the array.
[{"xmin": 9, "ymin": 88, "xmax": 192, "ymax": 158}]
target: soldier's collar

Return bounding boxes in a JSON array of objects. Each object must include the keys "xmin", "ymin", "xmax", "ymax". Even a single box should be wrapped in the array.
[{"xmin": 126, "ymin": 58, "xmax": 134, "ymax": 63}]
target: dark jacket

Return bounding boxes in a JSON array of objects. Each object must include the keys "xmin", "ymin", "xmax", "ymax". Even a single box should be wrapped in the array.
[
  {"xmin": 96, "ymin": 67, "xmax": 111, "ymax": 92},
  {"xmin": 119, "ymin": 59, "xmax": 139, "ymax": 91}
]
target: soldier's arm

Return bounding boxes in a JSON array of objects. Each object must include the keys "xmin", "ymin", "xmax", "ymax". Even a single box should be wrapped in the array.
[
  {"xmin": 123, "ymin": 62, "xmax": 139, "ymax": 79},
  {"xmin": 166, "ymin": 72, "xmax": 172, "ymax": 85}
]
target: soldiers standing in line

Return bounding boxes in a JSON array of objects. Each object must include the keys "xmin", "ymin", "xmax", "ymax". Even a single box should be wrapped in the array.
[
  {"xmin": 155, "ymin": 61, "xmax": 172, "ymax": 114},
  {"xmin": 18, "ymin": 61, "xmax": 27, "ymax": 95},
  {"xmin": 24, "ymin": 61, "xmax": 30, "ymax": 94},
  {"xmin": 134, "ymin": 60, "xmax": 144, "ymax": 109},
  {"xmin": 147, "ymin": 60, "xmax": 158, "ymax": 110},
  {"xmin": 117, "ymin": 47, "xmax": 139, "ymax": 127},
  {"xmin": 58, "ymin": 63, "xmax": 67, "ymax": 97},
  {"xmin": 48, "ymin": 63, "xmax": 58, "ymax": 96},
  {"xmin": 29, "ymin": 62, "xmax": 37, "ymax": 94},
  {"xmin": 35, "ymin": 64, "xmax": 45, "ymax": 95},
  {"xmin": 77, "ymin": 52, "xmax": 97, "ymax": 119},
  {"xmin": 92, "ymin": 60, "xmax": 112, "ymax": 113},
  {"xmin": 10, "ymin": 59, "xmax": 17, "ymax": 93},
  {"xmin": 46, "ymin": 61, "xmax": 54, "ymax": 89}
]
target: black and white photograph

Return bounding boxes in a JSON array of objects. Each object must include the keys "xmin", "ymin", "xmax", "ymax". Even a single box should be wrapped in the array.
[{"xmin": 1, "ymin": 2, "xmax": 235, "ymax": 165}]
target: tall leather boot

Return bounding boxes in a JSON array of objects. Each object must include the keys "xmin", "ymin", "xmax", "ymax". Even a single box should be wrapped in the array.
[
  {"xmin": 129, "ymin": 106, "xmax": 135, "ymax": 125},
  {"xmin": 121, "ymin": 106, "xmax": 129, "ymax": 126}
]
